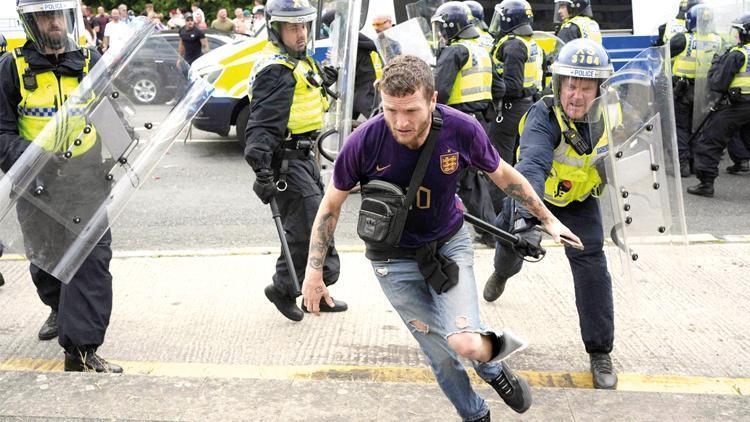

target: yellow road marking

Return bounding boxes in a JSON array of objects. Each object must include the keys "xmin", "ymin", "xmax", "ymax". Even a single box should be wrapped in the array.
[{"xmin": 1, "ymin": 358, "xmax": 747, "ymax": 396}]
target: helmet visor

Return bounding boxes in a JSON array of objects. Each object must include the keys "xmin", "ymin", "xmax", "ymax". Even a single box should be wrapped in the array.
[
  {"xmin": 553, "ymin": 74, "xmax": 605, "ymax": 123},
  {"xmin": 271, "ymin": 20, "xmax": 316, "ymax": 58},
  {"xmin": 18, "ymin": 0, "xmax": 81, "ymax": 53},
  {"xmin": 730, "ymin": 25, "xmax": 743, "ymax": 45},
  {"xmin": 431, "ymin": 20, "xmax": 447, "ymax": 53},
  {"xmin": 488, "ymin": 7, "xmax": 503, "ymax": 37},
  {"xmin": 553, "ymin": 2, "xmax": 572, "ymax": 24}
]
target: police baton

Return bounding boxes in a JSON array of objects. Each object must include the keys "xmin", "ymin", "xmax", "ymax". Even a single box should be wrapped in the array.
[
  {"xmin": 462, "ymin": 212, "xmax": 546, "ymax": 259},
  {"xmin": 269, "ymin": 197, "xmax": 301, "ymax": 296}
]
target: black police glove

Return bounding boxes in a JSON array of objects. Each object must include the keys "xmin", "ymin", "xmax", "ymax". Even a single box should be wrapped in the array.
[
  {"xmin": 511, "ymin": 217, "xmax": 545, "ymax": 259},
  {"xmin": 321, "ymin": 65, "xmax": 339, "ymax": 87},
  {"xmin": 252, "ymin": 168, "xmax": 277, "ymax": 204}
]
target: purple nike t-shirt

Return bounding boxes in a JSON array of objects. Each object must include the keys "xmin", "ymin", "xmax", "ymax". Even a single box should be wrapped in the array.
[{"xmin": 333, "ymin": 104, "xmax": 501, "ymax": 248}]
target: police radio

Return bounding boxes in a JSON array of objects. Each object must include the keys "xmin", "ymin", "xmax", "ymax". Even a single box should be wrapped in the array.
[{"xmin": 563, "ymin": 127, "xmax": 592, "ymax": 155}]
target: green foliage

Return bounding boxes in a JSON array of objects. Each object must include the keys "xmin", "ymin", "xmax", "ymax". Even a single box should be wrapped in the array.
[{"xmin": 91, "ymin": 1, "xmax": 264, "ymax": 19}]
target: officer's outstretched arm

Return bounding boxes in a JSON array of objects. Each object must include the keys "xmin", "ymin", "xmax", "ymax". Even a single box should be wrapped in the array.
[
  {"xmin": 301, "ymin": 184, "xmax": 349, "ymax": 315},
  {"xmin": 488, "ymin": 160, "xmax": 581, "ymax": 246}
]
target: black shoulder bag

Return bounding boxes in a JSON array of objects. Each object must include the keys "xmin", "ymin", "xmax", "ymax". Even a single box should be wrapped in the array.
[{"xmin": 357, "ymin": 109, "xmax": 444, "ymax": 247}]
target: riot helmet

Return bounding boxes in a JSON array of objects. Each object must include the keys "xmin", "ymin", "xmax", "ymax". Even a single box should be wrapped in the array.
[
  {"xmin": 685, "ymin": 4, "xmax": 712, "ymax": 33},
  {"xmin": 730, "ymin": 12, "xmax": 750, "ymax": 45},
  {"xmin": 488, "ymin": 0, "xmax": 534, "ymax": 37},
  {"xmin": 551, "ymin": 38, "xmax": 613, "ymax": 122},
  {"xmin": 463, "ymin": 1, "xmax": 488, "ymax": 31},
  {"xmin": 0, "ymin": 34, "xmax": 7, "ymax": 53},
  {"xmin": 17, "ymin": 0, "xmax": 82, "ymax": 53},
  {"xmin": 553, "ymin": 0, "xmax": 592, "ymax": 24},
  {"xmin": 431, "ymin": 1, "xmax": 479, "ymax": 50},
  {"xmin": 678, "ymin": 0, "xmax": 702, "ymax": 18},
  {"xmin": 265, "ymin": 0, "xmax": 317, "ymax": 59}
]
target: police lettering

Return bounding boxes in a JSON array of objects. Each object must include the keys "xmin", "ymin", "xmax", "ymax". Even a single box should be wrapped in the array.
[{"xmin": 571, "ymin": 69, "xmax": 596, "ymax": 77}]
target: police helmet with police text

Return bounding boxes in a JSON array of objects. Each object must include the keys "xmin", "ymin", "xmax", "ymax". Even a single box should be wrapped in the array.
[
  {"xmin": 17, "ymin": 0, "xmax": 82, "ymax": 53},
  {"xmin": 551, "ymin": 38, "xmax": 613, "ymax": 120},
  {"xmin": 265, "ymin": 0, "xmax": 317, "ymax": 58},
  {"xmin": 489, "ymin": 0, "xmax": 534, "ymax": 37},
  {"xmin": 431, "ymin": 1, "xmax": 479, "ymax": 49}
]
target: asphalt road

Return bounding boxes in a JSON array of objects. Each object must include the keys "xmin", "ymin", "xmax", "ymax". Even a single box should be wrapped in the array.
[{"xmin": 110, "ymin": 126, "xmax": 750, "ymax": 251}]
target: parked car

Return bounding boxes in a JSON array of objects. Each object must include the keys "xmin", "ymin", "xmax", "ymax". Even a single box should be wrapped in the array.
[{"xmin": 124, "ymin": 30, "xmax": 246, "ymax": 105}]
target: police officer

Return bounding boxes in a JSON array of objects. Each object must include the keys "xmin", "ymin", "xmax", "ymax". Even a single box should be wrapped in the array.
[
  {"xmin": 464, "ymin": 0, "xmax": 495, "ymax": 52},
  {"xmin": 689, "ymin": 13, "xmax": 750, "ymax": 197},
  {"xmin": 485, "ymin": 39, "xmax": 618, "ymax": 390},
  {"xmin": 554, "ymin": 0, "xmax": 602, "ymax": 44},
  {"xmin": 670, "ymin": 4, "xmax": 716, "ymax": 178},
  {"xmin": 0, "ymin": 34, "xmax": 7, "ymax": 56},
  {"xmin": 0, "ymin": 0, "xmax": 120, "ymax": 372},
  {"xmin": 431, "ymin": 1, "xmax": 497, "ymax": 246},
  {"xmin": 244, "ymin": 0, "xmax": 347, "ymax": 321},
  {"xmin": 654, "ymin": 0, "xmax": 702, "ymax": 47},
  {"xmin": 486, "ymin": 0, "xmax": 544, "ymax": 213}
]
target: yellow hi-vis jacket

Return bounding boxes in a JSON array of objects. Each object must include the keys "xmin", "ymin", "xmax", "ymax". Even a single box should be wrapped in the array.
[
  {"xmin": 672, "ymin": 32, "xmax": 722, "ymax": 79},
  {"xmin": 565, "ymin": 15, "xmax": 602, "ymax": 44},
  {"xmin": 729, "ymin": 43, "xmax": 750, "ymax": 94},
  {"xmin": 248, "ymin": 43, "xmax": 329, "ymax": 135},
  {"xmin": 370, "ymin": 50, "xmax": 383, "ymax": 80},
  {"xmin": 492, "ymin": 34, "xmax": 544, "ymax": 92},
  {"xmin": 447, "ymin": 38, "xmax": 493, "ymax": 105},
  {"xmin": 13, "ymin": 48, "xmax": 95, "ymax": 157}
]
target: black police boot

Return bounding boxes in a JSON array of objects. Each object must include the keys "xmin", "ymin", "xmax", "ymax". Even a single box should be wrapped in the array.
[
  {"xmin": 0, "ymin": 271, "xmax": 5, "ymax": 286},
  {"xmin": 589, "ymin": 352, "xmax": 618, "ymax": 390},
  {"xmin": 726, "ymin": 159, "xmax": 750, "ymax": 174},
  {"xmin": 264, "ymin": 283, "xmax": 303, "ymax": 322},
  {"xmin": 38, "ymin": 309, "xmax": 58, "ymax": 341},
  {"xmin": 483, "ymin": 272, "xmax": 508, "ymax": 302},
  {"xmin": 487, "ymin": 362, "xmax": 532, "ymax": 413},
  {"xmin": 680, "ymin": 163, "xmax": 691, "ymax": 178},
  {"xmin": 64, "ymin": 348, "xmax": 123, "ymax": 373},
  {"xmin": 301, "ymin": 297, "xmax": 348, "ymax": 313},
  {"xmin": 687, "ymin": 181, "xmax": 714, "ymax": 197}
]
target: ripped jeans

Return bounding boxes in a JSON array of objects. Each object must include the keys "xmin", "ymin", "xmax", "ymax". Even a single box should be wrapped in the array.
[{"xmin": 371, "ymin": 225, "xmax": 503, "ymax": 421}]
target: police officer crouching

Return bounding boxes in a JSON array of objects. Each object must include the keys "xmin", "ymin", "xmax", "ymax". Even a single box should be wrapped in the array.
[
  {"xmin": 486, "ymin": 0, "xmax": 544, "ymax": 213},
  {"xmin": 688, "ymin": 13, "xmax": 750, "ymax": 197},
  {"xmin": 0, "ymin": 0, "xmax": 120, "ymax": 372},
  {"xmin": 244, "ymin": 0, "xmax": 346, "ymax": 321},
  {"xmin": 485, "ymin": 39, "xmax": 618, "ymax": 389},
  {"xmin": 554, "ymin": 0, "xmax": 602, "ymax": 44},
  {"xmin": 431, "ymin": 1, "xmax": 497, "ymax": 246}
]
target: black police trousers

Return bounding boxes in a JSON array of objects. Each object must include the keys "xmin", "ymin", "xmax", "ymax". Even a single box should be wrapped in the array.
[
  {"xmin": 693, "ymin": 101, "xmax": 750, "ymax": 182},
  {"xmin": 487, "ymin": 97, "xmax": 534, "ymax": 214},
  {"xmin": 492, "ymin": 196, "xmax": 614, "ymax": 354},
  {"xmin": 673, "ymin": 85, "xmax": 694, "ymax": 170},
  {"xmin": 272, "ymin": 156, "xmax": 340, "ymax": 298}
]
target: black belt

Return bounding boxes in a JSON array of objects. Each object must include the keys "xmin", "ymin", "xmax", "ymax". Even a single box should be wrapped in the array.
[{"xmin": 365, "ymin": 222, "xmax": 462, "ymax": 261}]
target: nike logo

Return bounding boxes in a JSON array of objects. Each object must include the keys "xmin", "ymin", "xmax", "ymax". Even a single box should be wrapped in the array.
[{"xmin": 376, "ymin": 164, "xmax": 391, "ymax": 172}]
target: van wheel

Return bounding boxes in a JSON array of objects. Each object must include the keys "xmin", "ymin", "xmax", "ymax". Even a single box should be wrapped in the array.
[{"xmin": 236, "ymin": 104, "xmax": 250, "ymax": 146}]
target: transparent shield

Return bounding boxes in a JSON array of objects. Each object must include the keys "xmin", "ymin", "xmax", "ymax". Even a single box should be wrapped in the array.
[
  {"xmin": 375, "ymin": 18, "xmax": 435, "ymax": 66},
  {"xmin": 317, "ymin": 0, "xmax": 363, "ymax": 180},
  {"xmin": 693, "ymin": 0, "xmax": 746, "ymax": 131},
  {"xmin": 405, "ymin": 0, "xmax": 445, "ymax": 21},
  {"xmin": 594, "ymin": 45, "xmax": 688, "ymax": 284},
  {"xmin": 533, "ymin": 31, "xmax": 565, "ymax": 94},
  {"xmin": 0, "ymin": 18, "xmax": 213, "ymax": 283}
]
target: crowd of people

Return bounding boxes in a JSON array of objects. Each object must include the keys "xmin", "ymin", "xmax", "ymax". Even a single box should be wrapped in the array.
[{"xmin": 78, "ymin": 1, "xmax": 268, "ymax": 54}]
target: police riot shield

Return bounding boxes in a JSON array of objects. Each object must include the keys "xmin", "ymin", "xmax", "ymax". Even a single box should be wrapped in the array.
[
  {"xmin": 532, "ymin": 31, "xmax": 565, "ymax": 93},
  {"xmin": 593, "ymin": 45, "xmax": 688, "ymax": 283},
  {"xmin": 375, "ymin": 18, "xmax": 436, "ymax": 66},
  {"xmin": 316, "ymin": 0, "xmax": 365, "ymax": 169},
  {"xmin": 693, "ymin": 0, "xmax": 747, "ymax": 131},
  {"xmin": 0, "ymin": 18, "xmax": 213, "ymax": 283},
  {"xmin": 405, "ymin": 0, "xmax": 445, "ymax": 21}
]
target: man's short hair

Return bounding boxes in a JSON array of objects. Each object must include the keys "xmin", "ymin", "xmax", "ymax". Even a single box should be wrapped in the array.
[{"xmin": 376, "ymin": 55, "xmax": 435, "ymax": 101}]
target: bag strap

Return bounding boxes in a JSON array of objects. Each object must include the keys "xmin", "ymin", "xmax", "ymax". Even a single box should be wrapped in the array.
[{"xmin": 404, "ymin": 108, "xmax": 443, "ymax": 210}]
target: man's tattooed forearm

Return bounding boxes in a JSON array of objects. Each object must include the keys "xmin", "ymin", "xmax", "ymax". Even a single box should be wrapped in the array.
[
  {"xmin": 308, "ymin": 212, "xmax": 338, "ymax": 270},
  {"xmin": 504, "ymin": 183, "xmax": 538, "ymax": 210}
]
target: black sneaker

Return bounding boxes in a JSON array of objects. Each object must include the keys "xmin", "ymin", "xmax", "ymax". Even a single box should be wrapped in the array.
[
  {"xmin": 483, "ymin": 272, "xmax": 508, "ymax": 302},
  {"xmin": 687, "ymin": 182, "xmax": 714, "ymax": 197},
  {"xmin": 301, "ymin": 297, "xmax": 348, "ymax": 313},
  {"xmin": 38, "ymin": 309, "xmax": 58, "ymax": 341},
  {"xmin": 64, "ymin": 349, "xmax": 123, "ymax": 373},
  {"xmin": 466, "ymin": 409, "xmax": 491, "ymax": 422},
  {"xmin": 589, "ymin": 352, "xmax": 618, "ymax": 389},
  {"xmin": 487, "ymin": 362, "xmax": 532, "ymax": 413}
]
